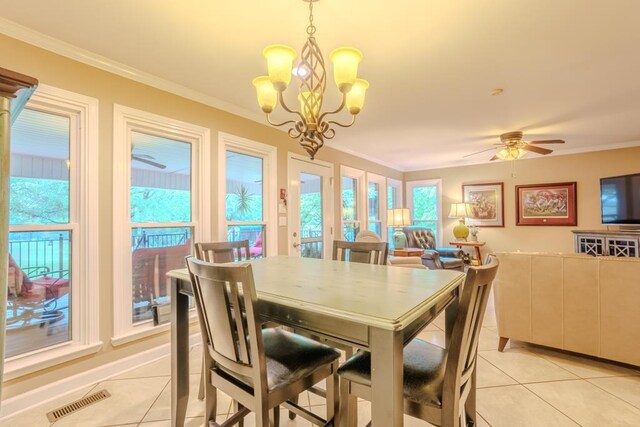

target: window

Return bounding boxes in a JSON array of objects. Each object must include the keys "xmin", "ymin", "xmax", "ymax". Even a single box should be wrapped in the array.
[
  {"xmin": 219, "ymin": 133, "xmax": 277, "ymax": 258},
  {"xmin": 387, "ymin": 178, "xmax": 403, "ymax": 249},
  {"xmin": 341, "ymin": 166, "xmax": 365, "ymax": 241},
  {"xmin": 113, "ymin": 105, "xmax": 210, "ymax": 343},
  {"xmin": 407, "ymin": 180, "xmax": 442, "ymax": 246},
  {"xmin": 5, "ymin": 84, "xmax": 99, "ymax": 377},
  {"xmin": 366, "ymin": 173, "xmax": 387, "ymax": 240}
]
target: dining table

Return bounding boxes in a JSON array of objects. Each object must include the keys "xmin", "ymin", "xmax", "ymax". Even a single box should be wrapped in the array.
[{"xmin": 168, "ymin": 255, "xmax": 466, "ymax": 427}]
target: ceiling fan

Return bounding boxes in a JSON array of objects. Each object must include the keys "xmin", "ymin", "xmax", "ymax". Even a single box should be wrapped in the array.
[
  {"xmin": 131, "ymin": 153, "xmax": 167, "ymax": 169},
  {"xmin": 465, "ymin": 131, "xmax": 565, "ymax": 161}
]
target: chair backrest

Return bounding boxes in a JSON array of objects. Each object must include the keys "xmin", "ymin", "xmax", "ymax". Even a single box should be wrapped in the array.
[
  {"xmin": 355, "ymin": 230, "xmax": 382, "ymax": 243},
  {"xmin": 186, "ymin": 257, "xmax": 267, "ymax": 391},
  {"xmin": 132, "ymin": 243, "xmax": 191, "ymax": 302},
  {"xmin": 443, "ymin": 256, "xmax": 499, "ymax": 411},
  {"xmin": 332, "ymin": 240, "xmax": 388, "ymax": 265},
  {"xmin": 195, "ymin": 240, "xmax": 251, "ymax": 263},
  {"xmin": 402, "ymin": 226, "xmax": 436, "ymax": 250}
]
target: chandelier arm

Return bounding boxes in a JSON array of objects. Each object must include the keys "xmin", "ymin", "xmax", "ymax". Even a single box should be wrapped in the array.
[
  {"xmin": 326, "ymin": 115, "xmax": 357, "ymax": 128},
  {"xmin": 266, "ymin": 114, "xmax": 298, "ymax": 128},
  {"xmin": 317, "ymin": 92, "xmax": 347, "ymax": 124},
  {"xmin": 277, "ymin": 90, "xmax": 306, "ymax": 122}
]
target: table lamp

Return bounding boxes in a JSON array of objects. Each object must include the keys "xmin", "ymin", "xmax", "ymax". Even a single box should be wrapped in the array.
[
  {"xmin": 448, "ymin": 203, "xmax": 472, "ymax": 241},
  {"xmin": 387, "ymin": 208, "xmax": 412, "ymax": 248}
]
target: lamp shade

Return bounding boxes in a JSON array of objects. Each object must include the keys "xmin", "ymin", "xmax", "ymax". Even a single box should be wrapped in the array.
[
  {"xmin": 298, "ymin": 91, "xmax": 322, "ymax": 123},
  {"xmin": 387, "ymin": 208, "xmax": 412, "ymax": 227},
  {"xmin": 252, "ymin": 76, "xmax": 278, "ymax": 114},
  {"xmin": 345, "ymin": 79, "xmax": 369, "ymax": 115},
  {"xmin": 448, "ymin": 203, "xmax": 472, "ymax": 219},
  {"xmin": 330, "ymin": 47, "xmax": 363, "ymax": 93},
  {"xmin": 263, "ymin": 45, "xmax": 296, "ymax": 91}
]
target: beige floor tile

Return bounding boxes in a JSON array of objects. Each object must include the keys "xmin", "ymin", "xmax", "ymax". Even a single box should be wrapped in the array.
[
  {"xmin": 416, "ymin": 330, "xmax": 446, "ymax": 348},
  {"xmin": 112, "ymin": 355, "xmax": 171, "ymax": 380},
  {"xmin": 588, "ymin": 376, "xmax": 640, "ymax": 409},
  {"xmin": 421, "ymin": 321, "xmax": 442, "ymax": 332},
  {"xmin": 53, "ymin": 377, "xmax": 169, "ymax": 426},
  {"xmin": 189, "ymin": 345, "xmax": 203, "ymax": 374},
  {"xmin": 242, "ymin": 407, "xmax": 314, "ymax": 427},
  {"xmin": 476, "ymin": 414, "xmax": 490, "ymax": 427},
  {"xmin": 476, "ymin": 356, "xmax": 518, "ymax": 388},
  {"xmin": 532, "ymin": 347, "xmax": 640, "ymax": 379},
  {"xmin": 482, "ymin": 309, "xmax": 497, "ymax": 328},
  {"xmin": 138, "ymin": 417, "xmax": 204, "ymax": 426},
  {"xmin": 431, "ymin": 313, "xmax": 446, "ymax": 330},
  {"xmin": 527, "ymin": 379, "xmax": 640, "ymax": 427},
  {"xmin": 143, "ymin": 374, "xmax": 231, "ymax": 422},
  {"xmin": 479, "ymin": 348, "xmax": 578, "ymax": 383},
  {"xmin": 478, "ymin": 327, "xmax": 500, "ymax": 351},
  {"xmin": 477, "ymin": 384, "xmax": 578, "ymax": 427},
  {"xmin": 0, "ymin": 385, "xmax": 95, "ymax": 427}
]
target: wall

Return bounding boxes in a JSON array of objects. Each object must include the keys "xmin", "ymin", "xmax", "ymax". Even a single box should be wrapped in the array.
[
  {"xmin": 0, "ymin": 34, "xmax": 402, "ymax": 398},
  {"xmin": 404, "ymin": 146, "xmax": 640, "ymax": 256}
]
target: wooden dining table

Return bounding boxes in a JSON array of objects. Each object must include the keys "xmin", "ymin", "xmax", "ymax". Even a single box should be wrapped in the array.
[{"xmin": 168, "ymin": 256, "xmax": 466, "ymax": 427}]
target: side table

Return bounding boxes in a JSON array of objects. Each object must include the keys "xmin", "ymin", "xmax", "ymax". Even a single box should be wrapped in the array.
[
  {"xmin": 391, "ymin": 248, "xmax": 425, "ymax": 257},
  {"xmin": 449, "ymin": 241, "xmax": 486, "ymax": 265}
]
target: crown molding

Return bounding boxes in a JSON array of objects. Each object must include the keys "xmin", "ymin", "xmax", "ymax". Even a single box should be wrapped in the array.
[{"xmin": 0, "ymin": 17, "xmax": 265, "ymax": 124}]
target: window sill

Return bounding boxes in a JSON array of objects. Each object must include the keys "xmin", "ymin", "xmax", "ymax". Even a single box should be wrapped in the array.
[
  {"xmin": 4, "ymin": 341, "xmax": 103, "ymax": 381},
  {"xmin": 111, "ymin": 312, "xmax": 199, "ymax": 347}
]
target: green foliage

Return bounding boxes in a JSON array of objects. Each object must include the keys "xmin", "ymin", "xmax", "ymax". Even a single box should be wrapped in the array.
[
  {"xmin": 226, "ymin": 184, "xmax": 262, "ymax": 221},
  {"xmin": 413, "ymin": 186, "xmax": 438, "ymax": 220},
  {"xmin": 300, "ymin": 192, "xmax": 322, "ymax": 236},
  {"xmin": 10, "ymin": 177, "xmax": 69, "ymax": 225},
  {"xmin": 342, "ymin": 189, "xmax": 356, "ymax": 220},
  {"xmin": 130, "ymin": 187, "xmax": 191, "ymax": 223}
]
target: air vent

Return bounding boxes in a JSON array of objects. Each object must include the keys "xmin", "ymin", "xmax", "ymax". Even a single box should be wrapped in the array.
[{"xmin": 46, "ymin": 389, "xmax": 111, "ymax": 422}]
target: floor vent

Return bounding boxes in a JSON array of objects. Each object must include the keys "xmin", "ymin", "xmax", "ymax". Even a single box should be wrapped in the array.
[{"xmin": 46, "ymin": 389, "xmax": 111, "ymax": 422}]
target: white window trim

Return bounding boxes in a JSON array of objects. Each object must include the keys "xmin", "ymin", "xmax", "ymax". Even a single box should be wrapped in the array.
[
  {"xmin": 112, "ymin": 105, "xmax": 211, "ymax": 344},
  {"xmin": 387, "ymin": 178, "xmax": 403, "ymax": 209},
  {"xmin": 340, "ymin": 165, "xmax": 366, "ymax": 240},
  {"xmin": 4, "ymin": 84, "xmax": 101, "ymax": 379},
  {"xmin": 366, "ymin": 172, "xmax": 387, "ymax": 241},
  {"xmin": 406, "ymin": 179, "xmax": 443, "ymax": 247},
  {"xmin": 217, "ymin": 132, "xmax": 277, "ymax": 257}
]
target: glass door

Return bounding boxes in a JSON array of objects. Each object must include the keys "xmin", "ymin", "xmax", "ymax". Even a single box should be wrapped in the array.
[{"xmin": 288, "ymin": 156, "xmax": 333, "ymax": 259}]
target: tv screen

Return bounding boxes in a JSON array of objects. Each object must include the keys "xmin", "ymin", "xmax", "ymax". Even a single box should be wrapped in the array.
[{"xmin": 600, "ymin": 173, "xmax": 640, "ymax": 224}]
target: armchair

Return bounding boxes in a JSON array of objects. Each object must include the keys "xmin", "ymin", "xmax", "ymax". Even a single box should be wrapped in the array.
[{"xmin": 402, "ymin": 226, "xmax": 465, "ymax": 271}]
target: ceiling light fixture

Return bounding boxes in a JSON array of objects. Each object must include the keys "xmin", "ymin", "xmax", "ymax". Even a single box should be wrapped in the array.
[{"xmin": 252, "ymin": 0, "xmax": 369, "ymax": 160}]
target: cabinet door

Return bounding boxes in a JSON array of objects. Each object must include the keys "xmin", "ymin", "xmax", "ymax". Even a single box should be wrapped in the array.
[
  {"xmin": 576, "ymin": 235, "xmax": 605, "ymax": 256},
  {"xmin": 606, "ymin": 237, "xmax": 639, "ymax": 257}
]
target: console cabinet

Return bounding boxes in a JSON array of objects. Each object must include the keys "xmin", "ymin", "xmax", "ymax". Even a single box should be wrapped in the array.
[{"xmin": 573, "ymin": 230, "xmax": 640, "ymax": 257}]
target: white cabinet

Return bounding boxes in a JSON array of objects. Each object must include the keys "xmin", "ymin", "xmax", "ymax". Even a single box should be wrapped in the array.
[{"xmin": 573, "ymin": 231, "xmax": 640, "ymax": 257}]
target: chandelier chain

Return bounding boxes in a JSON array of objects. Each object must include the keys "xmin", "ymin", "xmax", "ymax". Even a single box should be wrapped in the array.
[{"xmin": 307, "ymin": 2, "xmax": 316, "ymax": 36}]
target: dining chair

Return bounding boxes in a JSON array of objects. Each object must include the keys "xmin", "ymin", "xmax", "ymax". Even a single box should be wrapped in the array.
[
  {"xmin": 195, "ymin": 240, "xmax": 251, "ymax": 263},
  {"xmin": 332, "ymin": 240, "xmax": 389, "ymax": 265},
  {"xmin": 354, "ymin": 230, "xmax": 382, "ymax": 242},
  {"xmin": 186, "ymin": 257, "xmax": 340, "ymax": 427},
  {"xmin": 337, "ymin": 257, "xmax": 499, "ymax": 427}
]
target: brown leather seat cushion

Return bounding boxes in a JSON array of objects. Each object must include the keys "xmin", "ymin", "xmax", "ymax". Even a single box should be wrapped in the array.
[
  {"xmin": 440, "ymin": 257, "xmax": 464, "ymax": 269},
  {"xmin": 337, "ymin": 338, "xmax": 447, "ymax": 407},
  {"xmin": 263, "ymin": 328, "xmax": 340, "ymax": 391}
]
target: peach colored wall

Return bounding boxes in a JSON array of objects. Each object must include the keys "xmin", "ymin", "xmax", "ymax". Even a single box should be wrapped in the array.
[
  {"xmin": 404, "ymin": 146, "xmax": 640, "ymax": 257},
  {"xmin": 0, "ymin": 34, "xmax": 401, "ymax": 397}
]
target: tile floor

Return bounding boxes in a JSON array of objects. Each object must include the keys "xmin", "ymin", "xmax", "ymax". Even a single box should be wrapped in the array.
[{"xmin": 3, "ymin": 301, "xmax": 640, "ymax": 427}]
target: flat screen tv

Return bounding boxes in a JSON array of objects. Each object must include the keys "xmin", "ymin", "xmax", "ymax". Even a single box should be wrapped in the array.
[{"xmin": 600, "ymin": 173, "xmax": 640, "ymax": 225}]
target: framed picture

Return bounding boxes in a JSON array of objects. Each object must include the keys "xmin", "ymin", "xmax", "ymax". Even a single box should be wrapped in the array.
[
  {"xmin": 462, "ymin": 182, "xmax": 504, "ymax": 227},
  {"xmin": 515, "ymin": 182, "xmax": 577, "ymax": 226}
]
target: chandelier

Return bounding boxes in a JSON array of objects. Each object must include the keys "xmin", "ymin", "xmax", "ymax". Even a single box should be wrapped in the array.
[{"xmin": 252, "ymin": 0, "xmax": 369, "ymax": 160}]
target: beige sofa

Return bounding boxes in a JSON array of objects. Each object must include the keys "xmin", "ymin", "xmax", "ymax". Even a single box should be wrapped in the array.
[{"xmin": 492, "ymin": 252, "xmax": 640, "ymax": 366}]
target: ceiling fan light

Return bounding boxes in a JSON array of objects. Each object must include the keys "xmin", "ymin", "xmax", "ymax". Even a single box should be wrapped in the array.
[
  {"xmin": 263, "ymin": 45, "xmax": 297, "ymax": 91},
  {"xmin": 345, "ymin": 78, "xmax": 369, "ymax": 115},
  {"xmin": 330, "ymin": 47, "xmax": 363, "ymax": 93},
  {"xmin": 252, "ymin": 76, "xmax": 278, "ymax": 114}
]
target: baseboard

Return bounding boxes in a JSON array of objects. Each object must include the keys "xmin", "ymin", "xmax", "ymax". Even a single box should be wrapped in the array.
[{"xmin": 0, "ymin": 333, "xmax": 202, "ymax": 420}]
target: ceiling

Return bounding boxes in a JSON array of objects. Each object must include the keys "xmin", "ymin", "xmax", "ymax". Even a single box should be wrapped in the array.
[{"xmin": 2, "ymin": 0, "xmax": 640, "ymax": 171}]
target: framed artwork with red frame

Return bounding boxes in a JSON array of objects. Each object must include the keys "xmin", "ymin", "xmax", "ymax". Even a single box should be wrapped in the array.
[{"xmin": 516, "ymin": 182, "xmax": 577, "ymax": 226}]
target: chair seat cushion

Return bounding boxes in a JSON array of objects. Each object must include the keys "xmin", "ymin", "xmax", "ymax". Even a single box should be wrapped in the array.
[
  {"xmin": 337, "ymin": 338, "xmax": 448, "ymax": 407},
  {"xmin": 440, "ymin": 257, "xmax": 464, "ymax": 269},
  {"xmin": 263, "ymin": 328, "xmax": 340, "ymax": 391}
]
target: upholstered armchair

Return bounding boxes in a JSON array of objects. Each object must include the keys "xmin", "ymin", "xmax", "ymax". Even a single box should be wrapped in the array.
[{"xmin": 402, "ymin": 226, "xmax": 465, "ymax": 271}]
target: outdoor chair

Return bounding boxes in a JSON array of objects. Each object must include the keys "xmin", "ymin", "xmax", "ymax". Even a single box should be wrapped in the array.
[
  {"xmin": 337, "ymin": 257, "xmax": 499, "ymax": 427},
  {"xmin": 186, "ymin": 257, "xmax": 340, "ymax": 427}
]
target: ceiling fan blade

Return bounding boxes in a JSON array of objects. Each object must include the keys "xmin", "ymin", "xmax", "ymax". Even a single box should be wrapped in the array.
[
  {"xmin": 529, "ymin": 139, "xmax": 565, "ymax": 145},
  {"xmin": 521, "ymin": 145, "xmax": 553, "ymax": 155},
  {"xmin": 490, "ymin": 155, "xmax": 499, "ymax": 161},
  {"xmin": 463, "ymin": 147, "xmax": 497, "ymax": 158},
  {"xmin": 131, "ymin": 155, "xmax": 167, "ymax": 169}
]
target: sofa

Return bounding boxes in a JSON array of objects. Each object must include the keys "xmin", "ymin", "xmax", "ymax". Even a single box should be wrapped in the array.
[
  {"xmin": 402, "ymin": 226, "xmax": 465, "ymax": 271},
  {"xmin": 492, "ymin": 252, "xmax": 640, "ymax": 366}
]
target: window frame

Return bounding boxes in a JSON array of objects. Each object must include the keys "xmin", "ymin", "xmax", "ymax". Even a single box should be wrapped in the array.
[
  {"xmin": 217, "ymin": 132, "xmax": 277, "ymax": 257},
  {"xmin": 4, "ymin": 84, "xmax": 100, "ymax": 380},
  {"xmin": 112, "ymin": 105, "xmax": 211, "ymax": 345},
  {"xmin": 340, "ymin": 166, "xmax": 366, "ymax": 241},
  {"xmin": 387, "ymin": 178, "xmax": 403, "ymax": 249},
  {"xmin": 366, "ymin": 172, "xmax": 387, "ymax": 240},
  {"xmin": 406, "ymin": 179, "xmax": 443, "ymax": 247}
]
